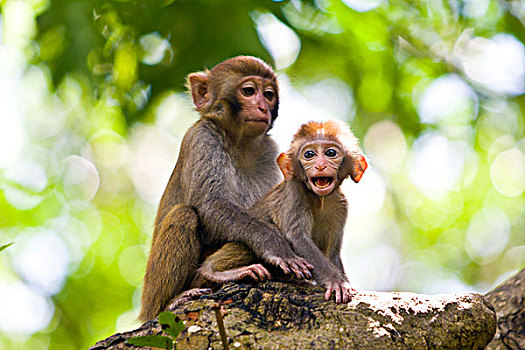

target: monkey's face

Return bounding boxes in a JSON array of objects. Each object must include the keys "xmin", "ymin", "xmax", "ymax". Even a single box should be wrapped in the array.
[
  {"xmin": 299, "ymin": 141, "xmax": 344, "ymax": 197},
  {"xmin": 235, "ymin": 76, "xmax": 278, "ymax": 136}
]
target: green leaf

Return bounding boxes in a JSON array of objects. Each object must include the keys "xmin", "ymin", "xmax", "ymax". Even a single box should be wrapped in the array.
[
  {"xmin": 158, "ymin": 311, "xmax": 185, "ymax": 339},
  {"xmin": 125, "ymin": 335, "xmax": 173, "ymax": 349},
  {"xmin": 0, "ymin": 243, "xmax": 14, "ymax": 253}
]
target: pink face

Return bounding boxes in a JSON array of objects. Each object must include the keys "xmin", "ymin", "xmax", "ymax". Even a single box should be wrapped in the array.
[
  {"xmin": 236, "ymin": 76, "xmax": 277, "ymax": 132},
  {"xmin": 299, "ymin": 141, "xmax": 344, "ymax": 197}
]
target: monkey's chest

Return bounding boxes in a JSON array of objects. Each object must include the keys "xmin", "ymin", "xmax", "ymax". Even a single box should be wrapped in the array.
[
  {"xmin": 229, "ymin": 168, "xmax": 279, "ymax": 208},
  {"xmin": 312, "ymin": 216, "xmax": 334, "ymax": 257},
  {"xmin": 311, "ymin": 198, "xmax": 346, "ymax": 256}
]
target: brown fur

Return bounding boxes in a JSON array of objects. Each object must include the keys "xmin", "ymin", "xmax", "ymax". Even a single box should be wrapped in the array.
[
  {"xmin": 140, "ymin": 57, "xmax": 312, "ymax": 322},
  {"xmin": 193, "ymin": 120, "xmax": 368, "ymax": 303}
]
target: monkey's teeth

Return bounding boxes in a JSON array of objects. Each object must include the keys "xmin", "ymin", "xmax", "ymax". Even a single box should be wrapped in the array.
[{"xmin": 314, "ymin": 177, "xmax": 332, "ymax": 189}]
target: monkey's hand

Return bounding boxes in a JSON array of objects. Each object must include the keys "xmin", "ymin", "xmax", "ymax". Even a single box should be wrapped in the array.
[
  {"xmin": 323, "ymin": 280, "xmax": 356, "ymax": 304},
  {"xmin": 264, "ymin": 253, "xmax": 313, "ymax": 280}
]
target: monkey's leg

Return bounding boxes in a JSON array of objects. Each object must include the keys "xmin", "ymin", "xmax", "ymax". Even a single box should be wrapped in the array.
[
  {"xmin": 196, "ymin": 243, "xmax": 272, "ymax": 284},
  {"xmin": 140, "ymin": 204, "xmax": 201, "ymax": 323}
]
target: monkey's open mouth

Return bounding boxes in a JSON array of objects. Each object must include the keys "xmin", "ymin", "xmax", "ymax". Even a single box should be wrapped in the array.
[
  {"xmin": 309, "ymin": 176, "xmax": 336, "ymax": 196},
  {"xmin": 312, "ymin": 177, "xmax": 333, "ymax": 189}
]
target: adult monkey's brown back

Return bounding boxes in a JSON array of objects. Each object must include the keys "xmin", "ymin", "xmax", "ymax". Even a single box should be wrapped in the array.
[{"xmin": 139, "ymin": 56, "xmax": 313, "ymax": 322}]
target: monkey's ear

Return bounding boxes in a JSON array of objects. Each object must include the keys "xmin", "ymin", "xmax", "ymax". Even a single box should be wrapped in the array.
[
  {"xmin": 187, "ymin": 72, "xmax": 210, "ymax": 109},
  {"xmin": 350, "ymin": 155, "xmax": 368, "ymax": 183},
  {"xmin": 277, "ymin": 153, "xmax": 293, "ymax": 181}
]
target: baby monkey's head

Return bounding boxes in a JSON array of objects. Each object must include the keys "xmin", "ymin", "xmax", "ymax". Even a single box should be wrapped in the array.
[{"xmin": 278, "ymin": 120, "xmax": 367, "ymax": 197}]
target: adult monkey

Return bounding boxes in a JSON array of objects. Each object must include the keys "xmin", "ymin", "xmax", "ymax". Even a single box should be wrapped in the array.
[{"xmin": 139, "ymin": 56, "xmax": 313, "ymax": 322}]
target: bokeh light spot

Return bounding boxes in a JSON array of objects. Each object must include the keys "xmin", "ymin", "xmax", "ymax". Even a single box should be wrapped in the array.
[
  {"xmin": 343, "ymin": 244, "xmax": 399, "ymax": 291},
  {"xmin": 490, "ymin": 148, "xmax": 525, "ymax": 197},
  {"xmin": 254, "ymin": 12, "xmax": 301, "ymax": 70},
  {"xmin": 408, "ymin": 132, "xmax": 466, "ymax": 197},
  {"xmin": 155, "ymin": 92, "xmax": 196, "ymax": 140},
  {"xmin": 5, "ymin": 159, "xmax": 47, "ymax": 192},
  {"xmin": 87, "ymin": 129, "xmax": 128, "ymax": 170},
  {"xmin": 458, "ymin": 34, "xmax": 525, "ymax": 95},
  {"xmin": 0, "ymin": 281, "xmax": 54, "ymax": 336},
  {"xmin": 129, "ymin": 125, "xmax": 178, "ymax": 204},
  {"xmin": 344, "ymin": 167, "xmax": 386, "ymax": 216},
  {"xmin": 139, "ymin": 32, "xmax": 171, "ymax": 66},
  {"xmin": 273, "ymin": 75, "xmax": 353, "ymax": 151},
  {"xmin": 416, "ymin": 74, "xmax": 478, "ymax": 125},
  {"xmin": 303, "ymin": 78, "xmax": 355, "ymax": 121},
  {"xmin": 116, "ymin": 309, "xmax": 141, "ymax": 334},
  {"xmin": 0, "ymin": 108, "xmax": 24, "ymax": 168},
  {"xmin": 63, "ymin": 155, "xmax": 100, "ymax": 202},
  {"xmin": 466, "ymin": 207, "xmax": 510, "ymax": 264},
  {"xmin": 12, "ymin": 229, "xmax": 70, "ymax": 296},
  {"xmin": 364, "ymin": 120, "xmax": 407, "ymax": 172},
  {"xmin": 342, "ymin": 0, "xmax": 384, "ymax": 12},
  {"xmin": 2, "ymin": 185, "xmax": 44, "ymax": 210},
  {"xmin": 118, "ymin": 245, "xmax": 146, "ymax": 287}
]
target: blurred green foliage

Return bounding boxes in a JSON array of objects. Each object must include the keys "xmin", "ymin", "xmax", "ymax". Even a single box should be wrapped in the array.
[
  {"xmin": 0, "ymin": 0, "xmax": 524, "ymax": 349},
  {"xmin": 125, "ymin": 311, "xmax": 185, "ymax": 349}
]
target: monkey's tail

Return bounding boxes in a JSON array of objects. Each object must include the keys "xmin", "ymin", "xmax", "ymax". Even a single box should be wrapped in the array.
[{"xmin": 139, "ymin": 204, "xmax": 200, "ymax": 323}]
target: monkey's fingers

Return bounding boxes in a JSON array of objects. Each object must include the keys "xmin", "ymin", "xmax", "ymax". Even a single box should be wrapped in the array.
[
  {"xmin": 289, "ymin": 262, "xmax": 306, "ymax": 279},
  {"xmin": 341, "ymin": 282, "xmax": 355, "ymax": 304},
  {"xmin": 295, "ymin": 258, "xmax": 314, "ymax": 278},
  {"xmin": 325, "ymin": 282, "xmax": 334, "ymax": 301},
  {"xmin": 286, "ymin": 257, "xmax": 313, "ymax": 279},
  {"xmin": 297, "ymin": 257, "xmax": 314, "ymax": 271},
  {"xmin": 250, "ymin": 264, "xmax": 272, "ymax": 281},
  {"xmin": 244, "ymin": 270, "xmax": 260, "ymax": 281},
  {"xmin": 267, "ymin": 256, "xmax": 292, "ymax": 275},
  {"xmin": 257, "ymin": 265, "xmax": 273, "ymax": 280},
  {"xmin": 334, "ymin": 285, "xmax": 342, "ymax": 304},
  {"xmin": 341, "ymin": 286, "xmax": 350, "ymax": 304}
]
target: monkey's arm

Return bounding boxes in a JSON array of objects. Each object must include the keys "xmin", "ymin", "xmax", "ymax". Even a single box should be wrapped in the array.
[
  {"xmin": 182, "ymin": 126, "xmax": 312, "ymax": 278},
  {"xmin": 286, "ymin": 230, "xmax": 346, "ymax": 282},
  {"xmin": 288, "ymin": 231, "xmax": 354, "ymax": 303},
  {"xmin": 329, "ymin": 230, "xmax": 346, "ymax": 274},
  {"xmin": 332, "ymin": 254, "xmax": 347, "ymax": 275},
  {"xmin": 280, "ymin": 206, "xmax": 352, "ymax": 303},
  {"xmin": 328, "ymin": 195, "xmax": 348, "ymax": 275}
]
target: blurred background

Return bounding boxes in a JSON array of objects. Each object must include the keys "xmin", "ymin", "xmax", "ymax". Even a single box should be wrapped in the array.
[{"xmin": 0, "ymin": 0, "xmax": 524, "ymax": 348}]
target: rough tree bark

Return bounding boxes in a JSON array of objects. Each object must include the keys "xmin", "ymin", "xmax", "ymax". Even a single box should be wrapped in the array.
[
  {"xmin": 485, "ymin": 268, "xmax": 525, "ymax": 350},
  {"xmin": 90, "ymin": 281, "xmax": 497, "ymax": 350}
]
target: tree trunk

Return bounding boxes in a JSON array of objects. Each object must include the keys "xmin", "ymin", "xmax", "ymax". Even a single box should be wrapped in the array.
[
  {"xmin": 485, "ymin": 268, "xmax": 525, "ymax": 350},
  {"xmin": 90, "ymin": 281, "xmax": 496, "ymax": 349}
]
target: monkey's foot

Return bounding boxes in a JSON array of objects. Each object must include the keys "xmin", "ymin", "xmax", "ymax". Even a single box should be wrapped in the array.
[
  {"xmin": 238, "ymin": 263, "xmax": 272, "ymax": 282},
  {"xmin": 167, "ymin": 288, "xmax": 212, "ymax": 310},
  {"xmin": 201, "ymin": 264, "xmax": 272, "ymax": 283}
]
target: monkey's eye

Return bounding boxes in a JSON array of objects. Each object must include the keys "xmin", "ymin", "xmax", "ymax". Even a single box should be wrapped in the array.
[
  {"xmin": 263, "ymin": 90, "xmax": 275, "ymax": 100},
  {"xmin": 325, "ymin": 149, "xmax": 337, "ymax": 157},
  {"xmin": 241, "ymin": 86, "xmax": 256, "ymax": 96},
  {"xmin": 304, "ymin": 150, "xmax": 316, "ymax": 159}
]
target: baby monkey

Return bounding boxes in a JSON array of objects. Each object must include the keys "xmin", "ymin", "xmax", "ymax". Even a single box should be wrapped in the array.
[{"xmin": 192, "ymin": 120, "xmax": 368, "ymax": 303}]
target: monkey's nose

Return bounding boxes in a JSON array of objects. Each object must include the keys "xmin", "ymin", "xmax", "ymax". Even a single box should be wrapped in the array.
[{"xmin": 258, "ymin": 103, "xmax": 268, "ymax": 113}]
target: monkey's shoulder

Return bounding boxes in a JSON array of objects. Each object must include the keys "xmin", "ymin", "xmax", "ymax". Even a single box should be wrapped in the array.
[
  {"xmin": 184, "ymin": 119, "xmax": 278, "ymax": 162},
  {"xmin": 248, "ymin": 181, "xmax": 290, "ymax": 224},
  {"xmin": 181, "ymin": 119, "xmax": 226, "ymax": 150}
]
